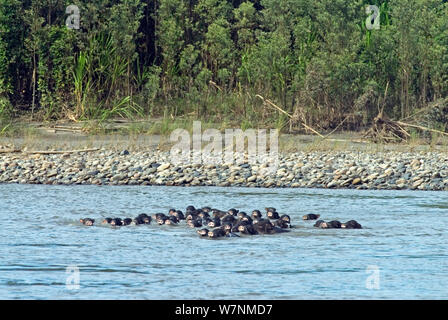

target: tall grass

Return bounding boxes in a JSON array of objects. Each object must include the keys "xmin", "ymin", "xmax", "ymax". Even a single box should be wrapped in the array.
[
  {"xmin": 73, "ymin": 52, "xmax": 90, "ymax": 118},
  {"xmin": 71, "ymin": 33, "xmax": 144, "ymax": 123}
]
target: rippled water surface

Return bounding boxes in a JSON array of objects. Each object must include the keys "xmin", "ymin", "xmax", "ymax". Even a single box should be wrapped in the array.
[{"xmin": 0, "ymin": 184, "xmax": 447, "ymax": 299}]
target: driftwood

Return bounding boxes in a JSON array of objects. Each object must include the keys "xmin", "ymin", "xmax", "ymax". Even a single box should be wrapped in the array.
[
  {"xmin": 0, "ymin": 149, "xmax": 21, "ymax": 154},
  {"xmin": 364, "ymin": 113, "xmax": 410, "ymax": 143},
  {"xmin": 255, "ymin": 94, "xmax": 370, "ymax": 143},
  {"xmin": 365, "ymin": 88, "xmax": 448, "ymax": 142},
  {"xmin": 363, "ymin": 81, "xmax": 411, "ymax": 143},
  {"xmin": 24, "ymin": 148, "xmax": 99, "ymax": 155},
  {"xmin": 365, "ymin": 109, "xmax": 448, "ymax": 143},
  {"xmin": 52, "ymin": 126, "xmax": 85, "ymax": 133},
  {"xmin": 43, "ymin": 127, "xmax": 85, "ymax": 134}
]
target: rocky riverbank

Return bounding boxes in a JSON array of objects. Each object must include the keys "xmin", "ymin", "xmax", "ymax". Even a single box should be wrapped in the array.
[{"xmin": 1, "ymin": 149, "xmax": 448, "ymax": 190}]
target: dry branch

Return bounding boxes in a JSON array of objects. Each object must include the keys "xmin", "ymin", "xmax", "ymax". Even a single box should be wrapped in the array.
[
  {"xmin": 256, "ymin": 94, "xmax": 324, "ymax": 137},
  {"xmin": 396, "ymin": 121, "xmax": 448, "ymax": 137},
  {"xmin": 209, "ymin": 80, "xmax": 223, "ymax": 91}
]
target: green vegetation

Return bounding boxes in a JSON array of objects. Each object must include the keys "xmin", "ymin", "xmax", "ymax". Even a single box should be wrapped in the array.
[{"xmin": 0, "ymin": 0, "xmax": 447, "ymax": 133}]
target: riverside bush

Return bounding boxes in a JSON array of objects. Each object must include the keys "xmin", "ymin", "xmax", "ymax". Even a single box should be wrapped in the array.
[{"xmin": 0, "ymin": 0, "xmax": 447, "ymax": 132}]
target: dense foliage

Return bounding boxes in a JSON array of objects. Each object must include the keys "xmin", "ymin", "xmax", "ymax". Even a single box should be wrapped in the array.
[{"xmin": 1, "ymin": 0, "xmax": 447, "ymax": 131}]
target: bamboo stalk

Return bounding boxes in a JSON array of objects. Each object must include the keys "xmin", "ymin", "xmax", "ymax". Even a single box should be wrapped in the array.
[
  {"xmin": 256, "ymin": 95, "xmax": 292, "ymax": 117},
  {"xmin": 301, "ymin": 122, "xmax": 325, "ymax": 138}
]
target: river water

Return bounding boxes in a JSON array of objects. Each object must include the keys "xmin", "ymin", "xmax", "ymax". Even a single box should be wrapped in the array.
[{"xmin": 0, "ymin": 184, "xmax": 447, "ymax": 299}]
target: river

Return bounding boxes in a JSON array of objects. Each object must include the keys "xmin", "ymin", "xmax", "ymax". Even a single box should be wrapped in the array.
[{"xmin": 0, "ymin": 184, "xmax": 447, "ymax": 299}]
